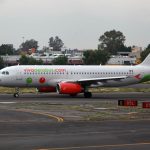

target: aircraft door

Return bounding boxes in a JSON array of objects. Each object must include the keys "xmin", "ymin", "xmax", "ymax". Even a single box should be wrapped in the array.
[{"xmin": 15, "ymin": 69, "xmax": 23, "ymax": 86}]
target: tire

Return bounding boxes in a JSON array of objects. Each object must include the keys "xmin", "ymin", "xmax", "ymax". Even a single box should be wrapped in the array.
[
  {"xmin": 84, "ymin": 92, "xmax": 92, "ymax": 98},
  {"xmin": 14, "ymin": 93, "xmax": 19, "ymax": 98}
]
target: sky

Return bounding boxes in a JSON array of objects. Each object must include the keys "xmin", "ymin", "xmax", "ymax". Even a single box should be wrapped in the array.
[{"xmin": 0, "ymin": 0, "xmax": 150, "ymax": 50}]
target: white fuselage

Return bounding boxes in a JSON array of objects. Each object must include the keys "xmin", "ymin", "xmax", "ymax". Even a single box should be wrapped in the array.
[{"xmin": 0, "ymin": 65, "xmax": 149, "ymax": 88}]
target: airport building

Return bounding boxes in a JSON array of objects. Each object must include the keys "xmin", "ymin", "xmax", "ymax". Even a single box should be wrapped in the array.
[{"xmin": 0, "ymin": 46, "xmax": 142, "ymax": 66}]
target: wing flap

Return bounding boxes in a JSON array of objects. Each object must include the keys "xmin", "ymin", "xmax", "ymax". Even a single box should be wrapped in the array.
[
  {"xmin": 63, "ymin": 76, "xmax": 128, "ymax": 85},
  {"xmin": 78, "ymin": 76, "xmax": 127, "ymax": 82}
]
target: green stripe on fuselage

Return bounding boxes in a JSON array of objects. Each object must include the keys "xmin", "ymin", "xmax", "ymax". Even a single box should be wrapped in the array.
[{"xmin": 140, "ymin": 74, "xmax": 150, "ymax": 83}]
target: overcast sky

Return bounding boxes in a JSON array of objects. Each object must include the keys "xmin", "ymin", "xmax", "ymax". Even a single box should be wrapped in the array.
[{"xmin": 0, "ymin": 0, "xmax": 150, "ymax": 49}]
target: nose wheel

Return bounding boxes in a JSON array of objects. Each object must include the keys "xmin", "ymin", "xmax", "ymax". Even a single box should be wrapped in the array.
[
  {"xmin": 14, "ymin": 87, "xmax": 20, "ymax": 98},
  {"xmin": 14, "ymin": 93, "xmax": 19, "ymax": 98}
]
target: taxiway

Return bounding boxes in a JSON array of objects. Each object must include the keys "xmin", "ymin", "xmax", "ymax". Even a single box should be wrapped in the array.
[{"xmin": 0, "ymin": 93, "xmax": 149, "ymax": 150}]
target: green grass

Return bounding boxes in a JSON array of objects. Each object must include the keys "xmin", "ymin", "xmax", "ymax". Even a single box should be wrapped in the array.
[
  {"xmin": 0, "ymin": 87, "xmax": 36, "ymax": 94},
  {"xmin": 90, "ymin": 87, "xmax": 150, "ymax": 93},
  {"xmin": 0, "ymin": 86, "xmax": 150, "ymax": 94}
]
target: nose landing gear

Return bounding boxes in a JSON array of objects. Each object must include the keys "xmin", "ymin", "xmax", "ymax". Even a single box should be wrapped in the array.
[{"xmin": 14, "ymin": 87, "xmax": 20, "ymax": 98}]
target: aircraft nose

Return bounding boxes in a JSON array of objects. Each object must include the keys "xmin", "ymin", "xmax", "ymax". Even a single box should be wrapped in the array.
[
  {"xmin": 0, "ymin": 75, "xmax": 3, "ymax": 83},
  {"xmin": 0, "ymin": 76, "xmax": 5, "ymax": 86}
]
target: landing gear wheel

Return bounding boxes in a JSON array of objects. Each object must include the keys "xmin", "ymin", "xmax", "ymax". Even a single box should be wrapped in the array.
[
  {"xmin": 14, "ymin": 93, "xmax": 19, "ymax": 98},
  {"xmin": 84, "ymin": 92, "xmax": 92, "ymax": 98},
  {"xmin": 14, "ymin": 87, "xmax": 20, "ymax": 98}
]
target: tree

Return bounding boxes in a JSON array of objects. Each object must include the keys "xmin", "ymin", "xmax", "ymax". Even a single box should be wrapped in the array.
[
  {"xmin": 98, "ymin": 30, "xmax": 126, "ymax": 55},
  {"xmin": 141, "ymin": 44, "xmax": 150, "ymax": 62},
  {"xmin": 0, "ymin": 44, "xmax": 15, "ymax": 55},
  {"xmin": 146, "ymin": 44, "xmax": 150, "ymax": 49},
  {"xmin": 83, "ymin": 50, "xmax": 110, "ymax": 65},
  {"xmin": 49, "ymin": 36, "xmax": 64, "ymax": 51},
  {"xmin": 36, "ymin": 59, "xmax": 44, "ymax": 65},
  {"xmin": 118, "ymin": 45, "xmax": 131, "ymax": 52},
  {"xmin": 52, "ymin": 56, "xmax": 68, "ymax": 65},
  {"xmin": 0, "ymin": 56, "xmax": 4, "ymax": 69},
  {"xmin": 19, "ymin": 55, "xmax": 43, "ymax": 65},
  {"xmin": 20, "ymin": 39, "xmax": 38, "ymax": 52},
  {"xmin": 83, "ymin": 50, "xmax": 97, "ymax": 65},
  {"xmin": 19, "ymin": 55, "xmax": 29, "ymax": 65}
]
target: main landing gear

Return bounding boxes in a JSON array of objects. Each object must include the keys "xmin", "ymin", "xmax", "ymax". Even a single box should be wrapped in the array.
[
  {"xmin": 83, "ymin": 86, "xmax": 92, "ymax": 98},
  {"xmin": 14, "ymin": 87, "xmax": 20, "ymax": 98},
  {"xmin": 84, "ymin": 91, "xmax": 92, "ymax": 98}
]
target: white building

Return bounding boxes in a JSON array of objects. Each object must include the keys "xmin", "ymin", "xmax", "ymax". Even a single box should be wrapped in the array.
[{"xmin": 107, "ymin": 55, "xmax": 136, "ymax": 65}]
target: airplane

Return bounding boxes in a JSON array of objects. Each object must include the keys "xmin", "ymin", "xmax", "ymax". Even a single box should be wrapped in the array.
[{"xmin": 0, "ymin": 53, "xmax": 150, "ymax": 98}]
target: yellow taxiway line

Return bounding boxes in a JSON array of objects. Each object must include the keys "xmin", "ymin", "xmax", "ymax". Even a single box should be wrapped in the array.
[{"xmin": 12, "ymin": 109, "xmax": 64, "ymax": 122}]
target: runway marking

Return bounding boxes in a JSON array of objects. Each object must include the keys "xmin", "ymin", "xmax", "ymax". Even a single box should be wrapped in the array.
[
  {"xmin": 37, "ymin": 142, "xmax": 150, "ymax": 150},
  {"xmin": 0, "ymin": 102, "xmax": 16, "ymax": 104},
  {"xmin": 12, "ymin": 109, "xmax": 64, "ymax": 122}
]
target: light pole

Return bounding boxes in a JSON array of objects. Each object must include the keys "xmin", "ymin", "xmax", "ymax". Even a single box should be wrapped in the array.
[{"xmin": 22, "ymin": 36, "xmax": 25, "ymax": 43}]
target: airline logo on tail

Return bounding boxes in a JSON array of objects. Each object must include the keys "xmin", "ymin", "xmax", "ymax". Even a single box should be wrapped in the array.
[{"xmin": 134, "ymin": 74, "xmax": 141, "ymax": 80}]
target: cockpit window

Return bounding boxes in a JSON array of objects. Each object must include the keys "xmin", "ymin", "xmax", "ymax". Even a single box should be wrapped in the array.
[
  {"xmin": 6, "ymin": 71, "xmax": 9, "ymax": 75},
  {"xmin": 2, "ymin": 71, "xmax": 9, "ymax": 75}
]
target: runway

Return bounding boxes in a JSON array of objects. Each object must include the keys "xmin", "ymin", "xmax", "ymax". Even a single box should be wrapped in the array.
[
  {"xmin": 0, "ymin": 93, "xmax": 150, "ymax": 150},
  {"xmin": 0, "ymin": 91, "xmax": 150, "ymax": 102}
]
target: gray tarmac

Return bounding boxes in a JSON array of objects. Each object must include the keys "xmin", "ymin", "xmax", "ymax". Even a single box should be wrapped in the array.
[{"xmin": 0, "ymin": 92, "xmax": 150, "ymax": 150}]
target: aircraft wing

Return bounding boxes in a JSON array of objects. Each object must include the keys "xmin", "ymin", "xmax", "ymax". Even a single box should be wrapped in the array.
[{"xmin": 64, "ymin": 76, "xmax": 128, "ymax": 85}]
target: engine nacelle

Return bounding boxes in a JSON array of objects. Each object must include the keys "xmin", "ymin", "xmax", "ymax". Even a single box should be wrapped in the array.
[
  {"xmin": 57, "ymin": 82, "xmax": 83, "ymax": 94},
  {"xmin": 37, "ymin": 86, "xmax": 56, "ymax": 93}
]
